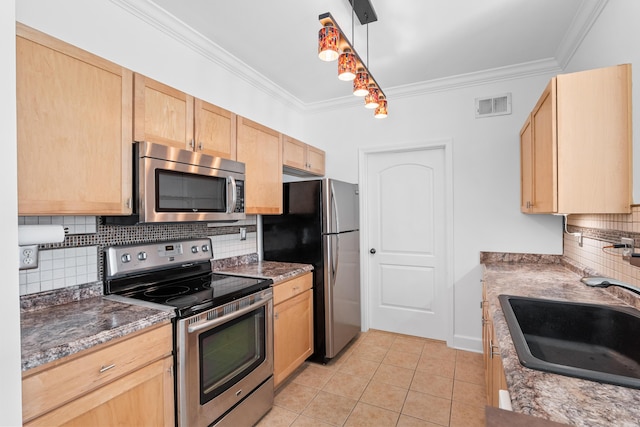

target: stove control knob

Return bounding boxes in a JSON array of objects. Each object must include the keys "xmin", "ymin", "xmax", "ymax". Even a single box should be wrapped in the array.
[
  {"xmin": 202, "ymin": 244, "xmax": 210, "ymax": 252},
  {"xmin": 137, "ymin": 251, "xmax": 147, "ymax": 261},
  {"xmin": 121, "ymin": 253, "xmax": 132, "ymax": 263},
  {"xmin": 191, "ymin": 245, "xmax": 199, "ymax": 254}
]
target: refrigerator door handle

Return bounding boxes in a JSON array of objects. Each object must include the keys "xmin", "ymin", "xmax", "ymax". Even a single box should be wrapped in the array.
[
  {"xmin": 330, "ymin": 181, "xmax": 340, "ymax": 233},
  {"xmin": 331, "ymin": 234, "xmax": 340, "ymax": 286}
]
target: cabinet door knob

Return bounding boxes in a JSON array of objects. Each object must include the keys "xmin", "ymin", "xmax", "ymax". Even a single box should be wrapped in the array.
[{"xmin": 370, "ymin": 248, "xmax": 376, "ymax": 254}]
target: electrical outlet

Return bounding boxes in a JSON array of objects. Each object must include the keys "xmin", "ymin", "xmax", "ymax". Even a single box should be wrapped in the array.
[
  {"xmin": 621, "ymin": 237, "xmax": 634, "ymax": 260},
  {"xmin": 19, "ymin": 244, "xmax": 39, "ymax": 270},
  {"xmin": 240, "ymin": 227, "xmax": 247, "ymax": 241}
]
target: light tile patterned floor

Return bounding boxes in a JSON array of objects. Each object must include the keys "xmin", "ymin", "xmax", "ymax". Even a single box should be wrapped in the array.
[{"xmin": 256, "ymin": 329, "xmax": 486, "ymax": 427}]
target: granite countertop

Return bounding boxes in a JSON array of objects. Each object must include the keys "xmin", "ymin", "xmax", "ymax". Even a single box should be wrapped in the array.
[
  {"xmin": 21, "ymin": 284, "xmax": 174, "ymax": 372},
  {"xmin": 20, "ymin": 258, "xmax": 310, "ymax": 373},
  {"xmin": 483, "ymin": 255, "xmax": 640, "ymax": 427},
  {"xmin": 214, "ymin": 260, "xmax": 313, "ymax": 284}
]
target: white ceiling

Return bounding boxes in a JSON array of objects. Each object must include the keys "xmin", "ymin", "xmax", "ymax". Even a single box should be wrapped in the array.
[{"xmin": 128, "ymin": 0, "xmax": 606, "ymax": 109}]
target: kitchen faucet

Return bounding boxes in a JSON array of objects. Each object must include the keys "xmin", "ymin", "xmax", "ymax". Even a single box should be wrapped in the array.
[{"xmin": 581, "ymin": 276, "xmax": 640, "ymax": 295}]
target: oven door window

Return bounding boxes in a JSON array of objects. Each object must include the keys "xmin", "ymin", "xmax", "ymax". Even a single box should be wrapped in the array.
[
  {"xmin": 156, "ymin": 169, "xmax": 226, "ymax": 212},
  {"xmin": 199, "ymin": 306, "xmax": 266, "ymax": 404}
]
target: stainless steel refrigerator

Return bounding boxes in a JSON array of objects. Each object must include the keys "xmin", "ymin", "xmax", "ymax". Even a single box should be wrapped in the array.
[{"xmin": 262, "ymin": 179, "xmax": 360, "ymax": 362}]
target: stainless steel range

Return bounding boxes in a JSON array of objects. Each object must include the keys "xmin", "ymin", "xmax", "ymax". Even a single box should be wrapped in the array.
[{"xmin": 104, "ymin": 238, "xmax": 274, "ymax": 427}]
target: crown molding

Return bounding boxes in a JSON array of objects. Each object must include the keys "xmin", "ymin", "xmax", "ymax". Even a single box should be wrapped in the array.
[
  {"xmin": 555, "ymin": 0, "xmax": 609, "ymax": 69},
  {"xmin": 387, "ymin": 59, "xmax": 564, "ymax": 100},
  {"xmin": 108, "ymin": 0, "xmax": 307, "ymax": 112},
  {"xmin": 305, "ymin": 58, "xmax": 563, "ymax": 112},
  {"xmin": 110, "ymin": 0, "xmax": 606, "ymax": 115}
]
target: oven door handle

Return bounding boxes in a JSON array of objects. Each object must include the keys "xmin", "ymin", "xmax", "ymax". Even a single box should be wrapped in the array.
[{"xmin": 187, "ymin": 293, "xmax": 271, "ymax": 334}]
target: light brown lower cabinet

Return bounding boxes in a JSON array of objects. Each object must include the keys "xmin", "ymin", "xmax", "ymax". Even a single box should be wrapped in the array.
[
  {"xmin": 482, "ymin": 284, "xmax": 508, "ymax": 407},
  {"xmin": 22, "ymin": 323, "xmax": 174, "ymax": 427},
  {"xmin": 273, "ymin": 272, "xmax": 314, "ymax": 387}
]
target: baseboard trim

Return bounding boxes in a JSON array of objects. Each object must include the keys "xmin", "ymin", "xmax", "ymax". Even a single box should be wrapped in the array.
[{"xmin": 452, "ymin": 334, "xmax": 482, "ymax": 353}]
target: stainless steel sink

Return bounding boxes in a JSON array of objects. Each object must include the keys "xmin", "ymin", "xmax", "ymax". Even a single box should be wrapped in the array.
[{"xmin": 499, "ymin": 294, "xmax": 640, "ymax": 388}]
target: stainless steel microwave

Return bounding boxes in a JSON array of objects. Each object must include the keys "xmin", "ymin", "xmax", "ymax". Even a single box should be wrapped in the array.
[{"xmin": 108, "ymin": 141, "xmax": 246, "ymax": 224}]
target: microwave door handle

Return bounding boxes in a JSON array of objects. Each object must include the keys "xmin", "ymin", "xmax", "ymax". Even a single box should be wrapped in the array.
[{"xmin": 227, "ymin": 176, "xmax": 237, "ymax": 214}]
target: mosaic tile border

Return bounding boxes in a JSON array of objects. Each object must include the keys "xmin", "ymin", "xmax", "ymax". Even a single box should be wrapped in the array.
[
  {"xmin": 567, "ymin": 225, "xmax": 639, "ymax": 247},
  {"xmin": 34, "ymin": 217, "xmax": 257, "ymax": 288}
]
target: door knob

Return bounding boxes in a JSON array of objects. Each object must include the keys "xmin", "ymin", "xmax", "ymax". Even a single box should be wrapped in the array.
[{"xmin": 370, "ymin": 248, "xmax": 376, "ymax": 254}]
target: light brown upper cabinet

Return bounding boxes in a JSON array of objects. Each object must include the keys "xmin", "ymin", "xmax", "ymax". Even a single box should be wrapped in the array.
[
  {"xmin": 520, "ymin": 83, "xmax": 556, "ymax": 214},
  {"xmin": 236, "ymin": 117, "xmax": 283, "ymax": 214},
  {"xmin": 133, "ymin": 74, "xmax": 237, "ymax": 159},
  {"xmin": 194, "ymin": 99, "xmax": 237, "ymax": 159},
  {"xmin": 16, "ymin": 23, "xmax": 133, "ymax": 215},
  {"xmin": 520, "ymin": 64, "xmax": 632, "ymax": 214},
  {"xmin": 282, "ymin": 136, "xmax": 325, "ymax": 176}
]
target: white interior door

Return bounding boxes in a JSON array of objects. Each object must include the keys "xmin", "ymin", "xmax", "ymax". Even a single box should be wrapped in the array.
[{"xmin": 364, "ymin": 145, "xmax": 449, "ymax": 340}]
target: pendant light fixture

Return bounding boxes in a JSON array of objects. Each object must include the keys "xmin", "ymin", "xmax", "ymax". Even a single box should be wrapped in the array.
[
  {"xmin": 318, "ymin": 23, "xmax": 339, "ymax": 61},
  {"xmin": 374, "ymin": 96, "xmax": 388, "ymax": 118},
  {"xmin": 364, "ymin": 83, "xmax": 379, "ymax": 109},
  {"xmin": 338, "ymin": 48, "xmax": 357, "ymax": 81},
  {"xmin": 353, "ymin": 68, "xmax": 369, "ymax": 96},
  {"xmin": 319, "ymin": 0, "xmax": 388, "ymax": 119}
]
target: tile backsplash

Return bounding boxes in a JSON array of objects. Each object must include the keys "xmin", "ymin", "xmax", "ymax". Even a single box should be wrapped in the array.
[
  {"xmin": 564, "ymin": 206, "xmax": 640, "ymax": 287},
  {"xmin": 210, "ymin": 231, "xmax": 257, "ymax": 259},
  {"xmin": 18, "ymin": 215, "xmax": 258, "ymax": 296},
  {"xmin": 19, "ymin": 246, "xmax": 98, "ymax": 295},
  {"xmin": 19, "ymin": 216, "xmax": 97, "ymax": 235}
]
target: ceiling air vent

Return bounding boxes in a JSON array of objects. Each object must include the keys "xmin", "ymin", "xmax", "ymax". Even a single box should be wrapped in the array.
[{"xmin": 475, "ymin": 93, "xmax": 512, "ymax": 118}]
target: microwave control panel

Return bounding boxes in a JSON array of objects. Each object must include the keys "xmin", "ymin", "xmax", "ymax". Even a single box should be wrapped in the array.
[{"xmin": 234, "ymin": 180, "xmax": 245, "ymax": 213}]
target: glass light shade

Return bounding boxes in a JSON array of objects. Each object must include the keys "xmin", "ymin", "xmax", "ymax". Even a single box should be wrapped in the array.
[
  {"xmin": 337, "ymin": 49, "xmax": 357, "ymax": 81},
  {"xmin": 318, "ymin": 25, "xmax": 339, "ymax": 61},
  {"xmin": 364, "ymin": 85, "xmax": 379, "ymax": 109},
  {"xmin": 374, "ymin": 98, "xmax": 388, "ymax": 118},
  {"xmin": 353, "ymin": 69, "xmax": 369, "ymax": 96}
]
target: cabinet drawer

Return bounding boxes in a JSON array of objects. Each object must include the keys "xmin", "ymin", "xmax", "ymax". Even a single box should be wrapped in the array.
[
  {"xmin": 24, "ymin": 356, "xmax": 174, "ymax": 427},
  {"xmin": 273, "ymin": 273, "xmax": 312, "ymax": 305},
  {"xmin": 22, "ymin": 323, "xmax": 172, "ymax": 422}
]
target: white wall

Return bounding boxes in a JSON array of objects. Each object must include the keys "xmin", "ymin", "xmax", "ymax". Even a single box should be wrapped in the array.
[
  {"xmin": 2, "ymin": 2, "xmax": 566, "ymax": 422},
  {"xmin": 563, "ymin": 0, "xmax": 640, "ymax": 203},
  {"xmin": 4, "ymin": 5, "xmax": 632, "ymax": 424},
  {"xmin": 307, "ymin": 76, "xmax": 564, "ymax": 350},
  {"xmin": 305, "ymin": 0, "xmax": 640, "ymax": 351},
  {"xmin": 1, "ymin": 0, "xmax": 22, "ymax": 424},
  {"xmin": 14, "ymin": 0, "xmax": 567, "ymax": 356},
  {"xmin": 16, "ymin": 0, "xmax": 635, "ymax": 362}
]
